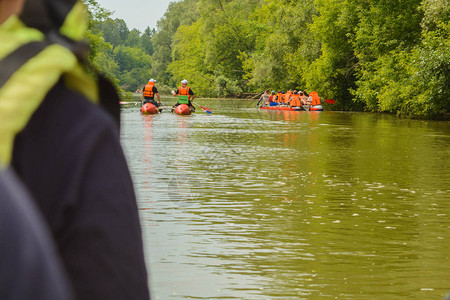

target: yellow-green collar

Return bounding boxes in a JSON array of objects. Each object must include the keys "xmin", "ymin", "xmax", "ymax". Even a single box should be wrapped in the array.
[{"xmin": 0, "ymin": 16, "xmax": 44, "ymax": 59}]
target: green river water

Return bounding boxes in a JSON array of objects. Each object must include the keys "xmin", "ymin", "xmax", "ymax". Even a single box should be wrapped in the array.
[{"xmin": 120, "ymin": 98, "xmax": 450, "ymax": 299}]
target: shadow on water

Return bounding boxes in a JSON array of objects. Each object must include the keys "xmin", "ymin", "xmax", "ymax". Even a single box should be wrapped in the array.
[{"xmin": 120, "ymin": 99, "xmax": 450, "ymax": 299}]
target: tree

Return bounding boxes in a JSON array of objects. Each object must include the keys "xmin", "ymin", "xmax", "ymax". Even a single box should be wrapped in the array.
[
  {"xmin": 98, "ymin": 18, "xmax": 122, "ymax": 46},
  {"xmin": 141, "ymin": 27, "xmax": 155, "ymax": 56},
  {"xmin": 114, "ymin": 45, "xmax": 151, "ymax": 72},
  {"xmin": 125, "ymin": 29, "xmax": 141, "ymax": 47},
  {"xmin": 307, "ymin": 0, "xmax": 360, "ymax": 109},
  {"xmin": 197, "ymin": 0, "xmax": 261, "ymax": 94},
  {"xmin": 82, "ymin": 0, "xmax": 112, "ymax": 61},
  {"xmin": 247, "ymin": 0, "xmax": 319, "ymax": 91},
  {"xmin": 151, "ymin": 0, "xmax": 200, "ymax": 85},
  {"xmin": 168, "ymin": 22, "xmax": 215, "ymax": 95}
]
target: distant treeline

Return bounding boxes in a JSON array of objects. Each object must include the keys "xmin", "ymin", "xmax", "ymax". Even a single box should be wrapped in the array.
[
  {"xmin": 83, "ymin": 0, "xmax": 449, "ymax": 119},
  {"xmin": 83, "ymin": 0, "xmax": 154, "ymax": 92}
]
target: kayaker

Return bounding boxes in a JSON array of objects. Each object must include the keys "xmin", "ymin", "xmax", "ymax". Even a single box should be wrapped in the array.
[
  {"xmin": 289, "ymin": 90, "xmax": 302, "ymax": 107},
  {"xmin": 0, "ymin": 0, "xmax": 150, "ymax": 299},
  {"xmin": 270, "ymin": 90, "xmax": 276, "ymax": 102},
  {"xmin": 307, "ymin": 91, "xmax": 321, "ymax": 106},
  {"xmin": 142, "ymin": 78, "xmax": 161, "ymax": 107},
  {"xmin": 276, "ymin": 91, "xmax": 283, "ymax": 103},
  {"xmin": 171, "ymin": 79, "xmax": 196, "ymax": 111},
  {"xmin": 299, "ymin": 92, "xmax": 309, "ymax": 105},
  {"xmin": 284, "ymin": 90, "xmax": 292, "ymax": 104},
  {"xmin": 257, "ymin": 89, "xmax": 271, "ymax": 107}
]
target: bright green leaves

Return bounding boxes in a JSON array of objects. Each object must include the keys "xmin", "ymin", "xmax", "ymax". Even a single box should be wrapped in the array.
[
  {"xmin": 150, "ymin": 0, "xmax": 199, "ymax": 86},
  {"xmin": 351, "ymin": 0, "xmax": 449, "ymax": 117},
  {"xmin": 308, "ymin": 0, "xmax": 359, "ymax": 108},
  {"xmin": 168, "ymin": 22, "xmax": 214, "ymax": 95}
]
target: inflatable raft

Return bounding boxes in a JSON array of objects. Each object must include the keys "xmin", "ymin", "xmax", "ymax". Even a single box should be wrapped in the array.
[
  {"xmin": 140, "ymin": 103, "xmax": 162, "ymax": 114},
  {"xmin": 260, "ymin": 106, "xmax": 303, "ymax": 111},
  {"xmin": 172, "ymin": 104, "xmax": 195, "ymax": 115},
  {"xmin": 260, "ymin": 104, "xmax": 323, "ymax": 111},
  {"xmin": 308, "ymin": 105, "xmax": 323, "ymax": 111}
]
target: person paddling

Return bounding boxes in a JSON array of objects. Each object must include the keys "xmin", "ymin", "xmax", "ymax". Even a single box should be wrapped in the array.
[
  {"xmin": 257, "ymin": 89, "xmax": 271, "ymax": 107},
  {"xmin": 171, "ymin": 79, "xmax": 195, "ymax": 112},
  {"xmin": 289, "ymin": 90, "xmax": 302, "ymax": 107},
  {"xmin": 142, "ymin": 79, "xmax": 161, "ymax": 107}
]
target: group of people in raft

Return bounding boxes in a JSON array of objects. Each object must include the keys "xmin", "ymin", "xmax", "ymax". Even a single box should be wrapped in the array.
[
  {"xmin": 258, "ymin": 89, "xmax": 321, "ymax": 107},
  {"xmin": 141, "ymin": 78, "xmax": 196, "ymax": 112}
]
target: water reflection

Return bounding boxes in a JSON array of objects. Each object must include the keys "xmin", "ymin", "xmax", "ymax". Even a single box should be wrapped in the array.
[
  {"xmin": 141, "ymin": 115, "xmax": 154, "ymax": 212},
  {"xmin": 167, "ymin": 117, "xmax": 201, "ymax": 208},
  {"xmin": 120, "ymin": 100, "xmax": 450, "ymax": 299}
]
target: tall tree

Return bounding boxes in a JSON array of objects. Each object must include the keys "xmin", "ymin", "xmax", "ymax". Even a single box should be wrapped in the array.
[
  {"xmin": 198, "ymin": 0, "xmax": 260, "ymax": 95},
  {"xmin": 125, "ymin": 29, "xmax": 142, "ymax": 47},
  {"xmin": 168, "ymin": 22, "xmax": 215, "ymax": 95},
  {"xmin": 141, "ymin": 27, "xmax": 155, "ymax": 56},
  {"xmin": 150, "ymin": 0, "xmax": 199, "ymax": 85},
  {"xmin": 307, "ymin": 0, "xmax": 360, "ymax": 109}
]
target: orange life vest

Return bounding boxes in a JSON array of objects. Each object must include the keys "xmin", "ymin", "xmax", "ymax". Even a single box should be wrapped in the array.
[
  {"xmin": 143, "ymin": 83, "xmax": 155, "ymax": 98},
  {"xmin": 277, "ymin": 93, "xmax": 283, "ymax": 103},
  {"xmin": 177, "ymin": 86, "xmax": 191, "ymax": 104},
  {"xmin": 290, "ymin": 94, "xmax": 301, "ymax": 107},
  {"xmin": 309, "ymin": 92, "xmax": 321, "ymax": 105},
  {"xmin": 178, "ymin": 86, "xmax": 191, "ymax": 99},
  {"xmin": 284, "ymin": 92, "xmax": 291, "ymax": 103}
]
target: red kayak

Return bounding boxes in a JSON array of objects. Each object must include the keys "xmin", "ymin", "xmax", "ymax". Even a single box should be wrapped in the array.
[
  {"xmin": 173, "ymin": 104, "xmax": 194, "ymax": 115},
  {"xmin": 140, "ymin": 103, "xmax": 159, "ymax": 114}
]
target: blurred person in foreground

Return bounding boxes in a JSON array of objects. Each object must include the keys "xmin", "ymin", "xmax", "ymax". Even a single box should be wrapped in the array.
[
  {"xmin": 0, "ymin": 169, "xmax": 72, "ymax": 300},
  {"xmin": 0, "ymin": 0, "xmax": 150, "ymax": 299}
]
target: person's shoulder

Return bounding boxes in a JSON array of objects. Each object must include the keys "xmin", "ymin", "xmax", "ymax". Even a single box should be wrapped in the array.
[
  {"xmin": 45, "ymin": 82, "xmax": 117, "ymax": 131},
  {"xmin": 18, "ymin": 81, "xmax": 120, "ymax": 160},
  {"xmin": 0, "ymin": 170, "xmax": 73, "ymax": 300}
]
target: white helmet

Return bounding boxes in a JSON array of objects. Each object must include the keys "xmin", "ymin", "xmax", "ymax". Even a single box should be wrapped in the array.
[
  {"xmin": 181, "ymin": 79, "xmax": 188, "ymax": 84},
  {"xmin": 149, "ymin": 79, "xmax": 156, "ymax": 83}
]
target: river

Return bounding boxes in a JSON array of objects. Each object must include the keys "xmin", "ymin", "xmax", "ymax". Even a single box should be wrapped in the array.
[{"xmin": 120, "ymin": 99, "xmax": 450, "ymax": 299}]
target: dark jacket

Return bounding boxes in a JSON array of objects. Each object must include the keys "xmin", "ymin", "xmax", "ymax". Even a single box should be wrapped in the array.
[
  {"xmin": 12, "ymin": 82, "xmax": 150, "ymax": 300},
  {"xmin": 0, "ymin": 169, "xmax": 73, "ymax": 300}
]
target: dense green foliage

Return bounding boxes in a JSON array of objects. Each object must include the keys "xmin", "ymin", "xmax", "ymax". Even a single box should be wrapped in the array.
[
  {"xmin": 84, "ymin": 0, "xmax": 449, "ymax": 118},
  {"xmin": 82, "ymin": 0, "xmax": 155, "ymax": 91}
]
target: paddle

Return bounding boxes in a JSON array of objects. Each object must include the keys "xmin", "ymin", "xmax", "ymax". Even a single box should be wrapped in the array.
[
  {"xmin": 325, "ymin": 99, "xmax": 335, "ymax": 104},
  {"xmin": 192, "ymin": 101, "xmax": 212, "ymax": 114}
]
